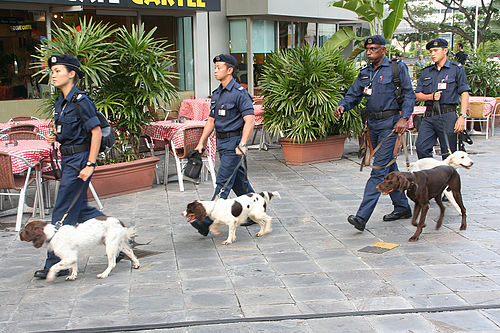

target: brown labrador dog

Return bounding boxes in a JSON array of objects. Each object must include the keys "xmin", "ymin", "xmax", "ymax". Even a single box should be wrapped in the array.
[{"xmin": 376, "ymin": 165, "xmax": 466, "ymax": 241}]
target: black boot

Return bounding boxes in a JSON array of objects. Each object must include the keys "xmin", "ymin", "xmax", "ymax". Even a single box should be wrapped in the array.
[
  {"xmin": 189, "ymin": 220, "xmax": 209, "ymax": 236},
  {"xmin": 34, "ymin": 268, "xmax": 70, "ymax": 279}
]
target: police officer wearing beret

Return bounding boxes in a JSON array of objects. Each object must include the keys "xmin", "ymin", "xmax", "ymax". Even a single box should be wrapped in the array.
[
  {"xmin": 335, "ymin": 35, "xmax": 415, "ymax": 231},
  {"xmin": 190, "ymin": 54, "xmax": 256, "ymax": 236},
  {"xmin": 415, "ymin": 38, "xmax": 470, "ymax": 159},
  {"xmin": 34, "ymin": 55, "xmax": 105, "ymax": 279}
]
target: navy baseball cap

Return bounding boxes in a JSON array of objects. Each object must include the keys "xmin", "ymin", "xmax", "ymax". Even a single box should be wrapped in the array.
[
  {"xmin": 48, "ymin": 54, "xmax": 84, "ymax": 77},
  {"xmin": 213, "ymin": 54, "xmax": 237, "ymax": 68},
  {"xmin": 426, "ymin": 38, "xmax": 448, "ymax": 50},
  {"xmin": 364, "ymin": 35, "xmax": 386, "ymax": 47}
]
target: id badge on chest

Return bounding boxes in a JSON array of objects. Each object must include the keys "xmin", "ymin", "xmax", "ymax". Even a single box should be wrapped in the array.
[
  {"xmin": 218, "ymin": 104, "xmax": 226, "ymax": 117},
  {"xmin": 56, "ymin": 124, "xmax": 62, "ymax": 134},
  {"xmin": 363, "ymin": 86, "xmax": 372, "ymax": 96},
  {"xmin": 437, "ymin": 82, "xmax": 447, "ymax": 90}
]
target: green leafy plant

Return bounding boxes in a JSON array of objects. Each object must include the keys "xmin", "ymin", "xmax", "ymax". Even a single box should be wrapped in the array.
[
  {"xmin": 32, "ymin": 19, "xmax": 179, "ymax": 163},
  {"xmin": 465, "ymin": 49, "xmax": 500, "ymax": 97},
  {"xmin": 259, "ymin": 45, "xmax": 363, "ymax": 143}
]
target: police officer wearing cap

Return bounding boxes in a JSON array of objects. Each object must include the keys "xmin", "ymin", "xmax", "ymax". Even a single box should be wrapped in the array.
[
  {"xmin": 335, "ymin": 35, "xmax": 415, "ymax": 231},
  {"xmin": 33, "ymin": 55, "xmax": 105, "ymax": 279},
  {"xmin": 415, "ymin": 38, "xmax": 470, "ymax": 159},
  {"xmin": 189, "ymin": 54, "xmax": 256, "ymax": 236}
]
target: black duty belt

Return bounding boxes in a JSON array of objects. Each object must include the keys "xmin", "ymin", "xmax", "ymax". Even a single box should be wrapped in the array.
[
  {"xmin": 60, "ymin": 144, "xmax": 89, "ymax": 156},
  {"xmin": 368, "ymin": 109, "xmax": 400, "ymax": 120},
  {"xmin": 425, "ymin": 104, "xmax": 457, "ymax": 117},
  {"xmin": 216, "ymin": 130, "xmax": 242, "ymax": 139}
]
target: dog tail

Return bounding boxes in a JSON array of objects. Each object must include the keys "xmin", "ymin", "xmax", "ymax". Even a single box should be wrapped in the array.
[
  {"xmin": 259, "ymin": 191, "xmax": 280, "ymax": 202},
  {"xmin": 126, "ymin": 226, "xmax": 137, "ymax": 241}
]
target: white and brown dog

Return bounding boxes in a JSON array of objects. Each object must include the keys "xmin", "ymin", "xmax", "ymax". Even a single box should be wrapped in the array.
[
  {"xmin": 19, "ymin": 216, "xmax": 140, "ymax": 282},
  {"xmin": 409, "ymin": 151, "xmax": 473, "ymax": 215},
  {"xmin": 182, "ymin": 191, "xmax": 280, "ymax": 245}
]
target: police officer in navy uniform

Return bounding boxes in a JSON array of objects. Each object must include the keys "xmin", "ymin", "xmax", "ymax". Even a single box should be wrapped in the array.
[
  {"xmin": 335, "ymin": 35, "xmax": 415, "ymax": 231},
  {"xmin": 415, "ymin": 38, "xmax": 470, "ymax": 160},
  {"xmin": 190, "ymin": 54, "xmax": 256, "ymax": 236},
  {"xmin": 34, "ymin": 55, "xmax": 105, "ymax": 279}
]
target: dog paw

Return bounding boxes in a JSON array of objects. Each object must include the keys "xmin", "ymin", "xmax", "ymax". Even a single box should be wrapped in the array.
[
  {"xmin": 132, "ymin": 264, "xmax": 140, "ymax": 269},
  {"xmin": 221, "ymin": 240, "xmax": 232, "ymax": 245},
  {"xmin": 460, "ymin": 225, "xmax": 467, "ymax": 231},
  {"xmin": 66, "ymin": 275, "xmax": 77, "ymax": 281},
  {"xmin": 256, "ymin": 232, "xmax": 263, "ymax": 237},
  {"xmin": 96, "ymin": 273, "xmax": 108, "ymax": 279},
  {"xmin": 408, "ymin": 236, "xmax": 419, "ymax": 242}
]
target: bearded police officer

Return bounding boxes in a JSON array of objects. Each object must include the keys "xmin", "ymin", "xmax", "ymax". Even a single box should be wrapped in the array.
[
  {"xmin": 335, "ymin": 35, "xmax": 416, "ymax": 231},
  {"xmin": 415, "ymin": 38, "xmax": 470, "ymax": 159},
  {"xmin": 34, "ymin": 55, "xmax": 105, "ymax": 279},
  {"xmin": 190, "ymin": 54, "xmax": 256, "ymax": 236}
]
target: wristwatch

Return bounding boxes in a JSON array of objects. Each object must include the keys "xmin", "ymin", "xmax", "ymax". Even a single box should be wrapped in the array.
[
  {"xmin": 460, "ymin": 113, "xmax": 467, "ymax": 119},
  {"xmin": 86, "ymin": 161, "xmax": 97, "ymax": 167},
  {"xmin": 238, "ymin": 142, "xmax": 247, "ymax": 147}
]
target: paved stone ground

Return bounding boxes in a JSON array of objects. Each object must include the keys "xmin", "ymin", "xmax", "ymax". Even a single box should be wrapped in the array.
[{"xmin": 1, "ymin": 132, "xmax": 500, "ymax": 332}]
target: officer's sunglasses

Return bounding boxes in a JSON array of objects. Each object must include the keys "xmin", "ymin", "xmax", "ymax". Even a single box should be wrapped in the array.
[{"xmin": 365, "ymin": 47, "xmax": 382, "ymax": 53}]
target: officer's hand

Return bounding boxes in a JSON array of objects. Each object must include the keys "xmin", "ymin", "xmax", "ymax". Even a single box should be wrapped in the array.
[
  {"xmin": 194, "ymin": 143, "xmax": 204, "ymax": 154},
  {"xmin": 394, "ymin": 117, "xmax": 408, "ymax": 135},
  {"xmin": 236, "ymin": 146, "xmax": 247, "ymax": 157},
  {"xmin": 433, "ymin": 91, "xmax": 442, "ymax": 101},
  {"xmin": 78, "ymin": 166, "xmax": 94, "ymax": 182},
  {"xmin": 454, "ymin": 116, "xmax": 466, "ymax": 133},
  {"xmin": 47, "ymin": 133, "xmax": 56, "ymax": 145},
  {"xmin": 334, "ymin": 106, "xmax": 345, "ymax": 118}
]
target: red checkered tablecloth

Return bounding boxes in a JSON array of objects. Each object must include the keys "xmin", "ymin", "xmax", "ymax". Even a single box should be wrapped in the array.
[
  {"xmin": 0, "ymin": 119, "xmax": 53, "ymax": 139},
  {"xmin": 178, "ymin": 98, "xmax": 212, "ymax": 121},
  {"xmin": 0, "ymin": 140, "xmax": 53, "ymax": 173},
  {"xmin": 407, "ymin": 106, "xmax": 426, "ymax": 129},
  {"xmin": 469, "ymin": 96, "xmax": 496, "ymax": 117},
  {"xmin": 254, "ymin": 104, "xmax": 264, "ymax": 125},
  {"xmin": 143, "ymin": 120, "xmax": 217, "ymax": 160}
]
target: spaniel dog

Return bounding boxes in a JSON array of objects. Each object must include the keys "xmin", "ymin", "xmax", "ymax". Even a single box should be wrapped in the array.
[
  {"xmin": 410, "ymin": 151, "xmax": 473, "ymax": 215},
  {"xmin": 19, "ymin": 216, "xmax": 140, "ymax": 281},
  {"xmin": 182, "ymin": 191, "xmax": 280, "ymax": 245},
  {"xmin": 376, "ymin": 166, "xmax": 466, "ymax": 241}
]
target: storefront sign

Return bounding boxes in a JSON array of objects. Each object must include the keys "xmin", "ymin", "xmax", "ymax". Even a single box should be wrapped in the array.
[
  {"xmin": 0, "ymin": 0, "xmax": 220, "ymax": 11},
  {"xmin": 10, "ymin": 24, "xmax": 33, "ymax": 31}
]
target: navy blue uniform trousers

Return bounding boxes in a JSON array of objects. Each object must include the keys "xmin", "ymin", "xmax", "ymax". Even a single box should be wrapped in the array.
[
  {"xmin": 416, "ymin": 112, "xmax": 457, "ymax": 160},
  {"xmin": 44, "ymin": 151, "xmax": 104, "ymax": 269},
  {"xmin": 356, "ymin": 118, "xmax": 411, "ymax": 222},
  {"xmin": 202, "ymin": 135, "xmax": 254, "ymax": 226}
]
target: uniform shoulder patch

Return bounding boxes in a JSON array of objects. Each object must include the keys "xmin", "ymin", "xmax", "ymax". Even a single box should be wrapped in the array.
[
  {"xmin": 76, "ymin": 94, "xmax": 84, "ymax": 100},
  {"xmin": 238, "ymin": 86, "xmax": 245, "ymax": 91},
  {"xmin": 451, "ymin": 61, "xmax": 463, "ymax": 67}
]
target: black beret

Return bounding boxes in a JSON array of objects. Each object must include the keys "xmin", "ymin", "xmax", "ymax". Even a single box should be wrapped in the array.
[
  {"xmin": 213, "ymin": 54, "xmax": 237, "ymax": 68},
  {"xmin": 364, "ymin": 35, "xmax": 386, "ymax": 47},
  {"xmin": 426, "ymin": 38, "xmax": 448, "ymax": 50},
  {"xmin": 48, "ymin": 54, "xmax": 84, "ymax": 77}
]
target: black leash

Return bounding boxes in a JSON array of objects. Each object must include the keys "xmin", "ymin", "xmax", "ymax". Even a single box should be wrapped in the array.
[
  {"xmin": 214, "ymin": 146, "xmax": 248, "ymax": 201},
  {"xmin": 54, "ymin": 163, "xmax": 93, "ymax": 230}
]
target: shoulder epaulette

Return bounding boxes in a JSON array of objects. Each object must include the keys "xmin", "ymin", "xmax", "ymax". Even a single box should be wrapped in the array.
[
  {"xmin": 423, "ymin": 64, "xmax": 434, "ymax": 69},
  {"xmin": 450, "ymin": 61, "xmax": 463, "ymax": 67},
  {"xmin": 237, "ymin": 86, "xmax": 245, "ymax": 91}
]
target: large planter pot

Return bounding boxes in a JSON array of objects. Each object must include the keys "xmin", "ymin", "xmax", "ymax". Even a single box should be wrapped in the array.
[
  {"xmin": 87, "ymin": 156, "xmax": 160, "ymax": 200},
  {"xmin": 279, "ymin": 135, "xmax": 347, "ymax": 165}
]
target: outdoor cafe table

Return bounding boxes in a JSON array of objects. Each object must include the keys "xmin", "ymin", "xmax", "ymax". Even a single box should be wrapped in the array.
[
  {"xmin": 0, "ymin": 119, "xmax": 53, "ymax": 138},
  {"xmin": 143, "ymin": 120, "xmax": 217, "ymax": 160},
  {"xmin": 0, "ymin": 140, "xmax": 53, "ymax": 173}
]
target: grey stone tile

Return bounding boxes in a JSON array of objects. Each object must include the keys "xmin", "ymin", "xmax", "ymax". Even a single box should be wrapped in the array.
[
  {"xmin": 437, "ymin": 276, "xmax": 500, "ymax": 292},
  {"xmin": 375, "ymin": 265, "xmax": 431, "ymax": 281},
  {"xmin": 288, "ymin": 285, "xmax": 346, "ymax": 302},
  {"xmin": 181, "ymin": 276, "xmax": 233, "ymax": 292},
  {"xmin": 407, "ymin": 293, "xmax": 468, "ymax": 308},
  {"xmin": 423, "ymin": 310, "xmax": 500, "ymax": 331},
  {"xmin": 391, "ymin": 279, "xmax": 452, "ymax": 296},
  {"xmin": 183, "ymin": 291, "xmax": 239, "ymax": 309},
  {"xmin": 295, "ymin": 299, "xmax": 356, "ymax": 314},
  {"xmin": 457, "ymin": 290, "xmax": 500, "ymax": 305},
  {"xmin": 271, "ymin": 261, "xmax": 322, "ymax": 275},
  {"xmin": 242, "ymin": 303, "xmax": 302, "ymax": 317},
  {"xmin": 307, "ymin": 317, "xmax": 376, "ymax": 333},
  {"xmin": 351, "ymin": 296, "xmax": 413, "ymax": 311},
  {"xmin": 231, "ymin": 275, "xmax": 284, "ymax": 289},
  {"xmin": 280, "ymin": 273, "xmax": 333, "ymax": 288},
  {"xmin": 420, "ymin": 263, "xmax": 480, "ymax": 278},
  {"xmin": 366, "ymin": 313, "xmax": 436, "ymax": 332},
  {"xmin": 247, "ymin": 319, "xmax": 312, "ymax": 333},
  {"xmin": 130, "ymin": 294, "xmax": 185, "ymax": 313},
  {"xmin": 184, "ymin": 307, "xmax": 243, "ymax": 322},
  {"xmin": 336, "ymin": 280, "xmax": 399, "ymax": 300},
  {"xmin": 236, "ymin": 287, "xmax": 294, "ymax": 306}
]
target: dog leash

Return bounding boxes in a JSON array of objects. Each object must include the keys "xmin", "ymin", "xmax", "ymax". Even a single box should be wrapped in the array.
[
  {"xmin": 54, "ymin": 163, "xmax": 93, "ymax": 230},
  {"xmin": 214, "ymin": 146, "xmax": 248, "ymax": 201},
  {"xmin": 365, "ymin": 130, "xmax": 410, "ymax": 172}
]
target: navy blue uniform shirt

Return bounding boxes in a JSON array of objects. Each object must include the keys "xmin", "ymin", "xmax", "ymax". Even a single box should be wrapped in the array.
[
  {"xmin": 209, "ymin": 79, "xmax": 254, "ymax": 133},
  {"xmin": 54, "ymin": 86, "xmax": 100, "ymax": 147},
  {"xmin": 416, "ymin": 59, "xmax": 470, "ymax": 107},
  {"xmin": 339, "ymin": 57, "xmax": 416, "ymax": 119}
]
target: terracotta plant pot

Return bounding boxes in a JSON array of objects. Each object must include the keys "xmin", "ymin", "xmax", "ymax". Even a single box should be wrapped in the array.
[
  {"xmin": 87, "ymin": 156, "xmax": 160, "ymax": 200},
  {"xmin": 279, "ymin": 135, "xmax": 347, "ymax": 165}
]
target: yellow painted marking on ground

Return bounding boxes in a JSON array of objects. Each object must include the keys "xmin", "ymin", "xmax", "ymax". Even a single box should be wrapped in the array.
[{"xmin": 369, "ymin": 242, "xmax": 400, "ymax": 249}]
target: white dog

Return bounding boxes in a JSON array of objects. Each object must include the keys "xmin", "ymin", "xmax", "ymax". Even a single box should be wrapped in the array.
[
  {"xmin": 19, "ymin": 217, "xmax": 140, "ymax": 281},
  {"xmin": 182, "ymin": 191, "xmax": 280, "ymax": 245},
  {"xmin": 409, "ymin": 151, "xmax": 473, "ymax": 214}
]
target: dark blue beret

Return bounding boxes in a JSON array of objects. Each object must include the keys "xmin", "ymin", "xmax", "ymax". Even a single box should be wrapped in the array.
[
  {"xmin": 426, "ymin": 38, "xmax": 448, "ymax": 50},
  {"xmin": 213, "ymin": 54, "xmax": 237, "ymax": 68},
  {"xmin": 48, "ymin": 54, "xmax": 81, "ymax": 70},
  {"xmin": 364, "ymin": 35, "xmax": 386, "ymax": 47}
]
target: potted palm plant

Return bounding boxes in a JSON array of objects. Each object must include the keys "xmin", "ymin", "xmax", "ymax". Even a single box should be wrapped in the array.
[
  {"xmin": 259, "ymin": 45, "xmax": 363, "ymax": 165},
  {"xmin": 32, "ymin": 18, "xmax": 179, "ymax": 198}
]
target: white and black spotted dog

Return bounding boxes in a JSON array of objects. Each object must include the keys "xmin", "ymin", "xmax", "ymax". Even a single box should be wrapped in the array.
[{"xmin": 182, "ymin": 191, "xmax": 280, "ymax": 245}]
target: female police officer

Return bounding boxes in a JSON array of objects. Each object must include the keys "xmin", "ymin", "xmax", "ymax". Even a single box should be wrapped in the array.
[
  {"xmin": 34, "ymin": 55, "xmax": 105, "ymax": 279},
  {"xmin": 189, "ymin": 54, "xmax": 256, "ymax": 236}
]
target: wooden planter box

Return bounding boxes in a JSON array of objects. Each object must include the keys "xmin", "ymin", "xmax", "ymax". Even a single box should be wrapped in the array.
[
  {"xmin": 87, "ymin": 156, "xmax": 160, "ymax": 200},
  {"xmin": 279, "ymin": 135, "xmax": 347, "ymax": 165}
]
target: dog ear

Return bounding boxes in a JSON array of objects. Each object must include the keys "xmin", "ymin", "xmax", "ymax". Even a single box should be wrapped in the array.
[
  {"xmin": 398, "ymin": 175, "xmax": 411, "ymax": 192},
  {"xmin": 32, "ymin": 234, "xmax": 46, "ymax": 248},
  {"xmin": 193, "ymin": 202, "xmax": 207, "ymax": 221}
]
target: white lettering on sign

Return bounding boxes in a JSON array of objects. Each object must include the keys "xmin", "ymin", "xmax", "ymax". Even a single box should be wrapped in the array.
[{"xmin": 132, "ymin": 0, "xmax": 205, "ymax": 7}]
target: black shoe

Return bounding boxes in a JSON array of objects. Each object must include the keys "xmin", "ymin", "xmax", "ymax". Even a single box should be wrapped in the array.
[
  {"xmin": 34, "ymin": 268, "xmax": 70, "ymax": 279},
  {"xmin": 116, "ymin": 251, "xmax": 126, "ymax": 263},
  {"xmin": 241, "ymin": 218, "xmax": 256, "ymax": 227},
  {"xmin": 348, "ymin": 215, "xmax": 366, "ymax": 231},
  {"xmin": 189, "ymin": 220, "xmax": 209, "ymax": 236},
  {"xmin": 383, "ymin": 210, "xmax": 412, "ymax": 221}
]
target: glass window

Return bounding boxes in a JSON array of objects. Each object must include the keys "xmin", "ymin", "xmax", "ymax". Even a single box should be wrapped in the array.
[
  {"xmin": 0, "ymin": 9, "xmax": 48, "ymax": 100},
  {"xmin": 252, "ymin": 20, "xmax": 275, "ymax": 88},
  {"xmin": 318, "ymin": 23, "xmax": 336, "ymax": 47},
  {"xmin": 176, "ymin": 17, "xmax": 194, "ymax": 91},
  {"xmin": 229, "ymin": 20, "xmax": 248, "ymax": 85},
  {"xmin": 297, "ymin": 22, "xmax": 316, "ymax": 47}
]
